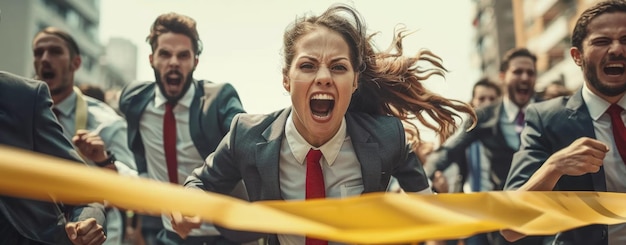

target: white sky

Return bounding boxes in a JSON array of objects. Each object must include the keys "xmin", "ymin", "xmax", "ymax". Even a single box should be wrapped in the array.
[{"xmin": 100, "ymin": 0, "xmax": 479, "ymax": 116}]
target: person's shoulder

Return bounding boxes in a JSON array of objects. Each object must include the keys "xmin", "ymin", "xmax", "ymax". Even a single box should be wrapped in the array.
[
  {"xmin": 85, "ymin": 96, "xmax": 124, "ymax": 122},
  {"xmin": 0, "ymin": 71, "xmax": 44, "ymax": 92},
  {"xmin": 346, "ymin": 111, "xmax": 402, "ymax": 129},
  {"xmin": 120, "ymin": 80, "xmax": 154, "ymax": 97},
  {"xmin": 235, "ymin": 108, "xmax": 285, "ymax": 126},
  {"xmin": 528, "ymin": 95, "xmax": 571, "ymax": 119}
]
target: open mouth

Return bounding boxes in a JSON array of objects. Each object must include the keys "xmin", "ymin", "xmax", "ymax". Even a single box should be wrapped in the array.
[
  {"xmin": 165, "ymin": 71, "xmax": 183, "ymax": 86},
  {"xmin": 40, "ymin": 68, "xmax": 56, "ymax": 80},
  {"xmin": 604, "ymin": 63, "xmax": 625, "ymax": 76},
  {"xmin": 310, "ymin": 93, "xmax": 334, "ymax": 119}
]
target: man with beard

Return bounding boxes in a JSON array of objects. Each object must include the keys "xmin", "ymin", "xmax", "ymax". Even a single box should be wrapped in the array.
[
  {"xmin": 32, "ymin": 27, "xmax": 137, "ymax": 245},
  {"xmin": 424, "ymin": 47, "xmax": 552, "ymax": 245},
  {"xmin": 502, "ymin": 1, "xmax": 626, "ymax": 244},
  {"xmin": 118, "ymin": 12, "xmax": 245, "ymax": 245}
]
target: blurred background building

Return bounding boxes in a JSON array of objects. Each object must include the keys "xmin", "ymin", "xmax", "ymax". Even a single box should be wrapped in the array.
[
  {"xmin": 0, "ymin": 0, "xmax": 136, "ymax": 92},
  {"xmin": 471, "ymin": 0, "xmax": 600, "ymax": 96}
]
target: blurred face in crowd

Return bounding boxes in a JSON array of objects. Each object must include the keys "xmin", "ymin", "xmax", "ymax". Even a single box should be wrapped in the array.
[
  {"xmin": 32, "ymin": 33, "xmax": 80, "ymax": 101},
  {"xmin": 150, "ymin": 32, "xmax": 198, "ymax": 103},
  {"xmin": 471, "ymin": 85, "xmax": 499, "ymax": 108},
  {"xmin": 571, "ymin": 12, "xmax": 626, "ymax": 103},
  {"xmin": 283, "ymin": 26, "xmax": 357, "ymax": 147},
  {"xmin": 500, "ymin": 57, "xmax": 536, "ymax": 108}
]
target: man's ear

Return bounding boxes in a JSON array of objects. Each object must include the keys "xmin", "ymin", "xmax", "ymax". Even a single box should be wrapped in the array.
[
  {"xmin": 70, "ymin": 55, "xmax": 81, "ymax": 72},
  {"xmin": 283, "ymin": 75, "xmax": 290, "ymax": 93},
  {"xmin": 149, "ymin": 53, "xmax": 153, "ymax": 64},
  {"xmin": 570, "ymin": 47, "xmax": 583, "ymax": 66},
  {"xmin": 194, "ymin": 57, "xmax": 199, "ymax": 68}
]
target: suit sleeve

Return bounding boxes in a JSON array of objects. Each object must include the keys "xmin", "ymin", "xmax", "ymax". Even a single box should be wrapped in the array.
[
  {"xmin": 504, "ymin": 104, "xmax": 552, "ymax": 190},
  {"xmin": 424, "ymin": 117, "xmax": 478, "ymax": 178},
  {"xmin": 185, "ymin": 113, "xmax": 243, "ymax": 195},
  {"xmin": 216, "ymin": 83, "xmax": 245, "ymax": 136},
  {"xmin": 392, "ymin": 119, "xmax": 431, "ymax": 192},
  {"xmin": 32, "ymin": 83, "xmax": 107, "ymax": 227}
]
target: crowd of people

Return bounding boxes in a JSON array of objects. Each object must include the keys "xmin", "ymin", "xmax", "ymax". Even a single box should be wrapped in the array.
[{"xmin": 1, "ymin": 1, "xmax": 625, "ymax": 245}]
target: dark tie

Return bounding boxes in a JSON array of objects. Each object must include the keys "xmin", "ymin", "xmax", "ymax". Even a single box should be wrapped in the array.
[
  {"xmin": 607, "ymin": 104, "xmax": 626, "ymax": 163},
  {"xmin": 515, "ymin": 110, "xmax": 525, "ymax": 135},
  {"xmin": 52, "ymin": 108, "xmax": 61, "ymax": 120},
  {"xmin": 164, "ymin": 102, "xmax": 178, "ymax": 184},
  {"xmin": 468, "ymin": 142, "xmax": 481, "ymax": 192},
  {"xmin": 305, "ymin": 149, "xmax": 327, "ymax": 245}
]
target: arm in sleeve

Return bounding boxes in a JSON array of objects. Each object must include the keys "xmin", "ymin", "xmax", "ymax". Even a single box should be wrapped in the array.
[
  {"xmin": 216, "ymin": 83, "xmax": 246, "ymax": 136},
  {"xmin": 424, "ymin": 117, "xmax": 479, "ymax": 178},
  {"xmin": 99, "ymin": 119, "xmax": 138, "ymax": 176},
  {"xmin": 504, "ymin": 105, "xmax": 553, "ymax": 190}
]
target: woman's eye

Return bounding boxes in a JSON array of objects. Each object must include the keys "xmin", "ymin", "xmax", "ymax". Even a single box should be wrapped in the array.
[
  {"xmin": 332, "ymin": 65, "xmax": 348, "ymax": 71},
  {"xmin": 300, "ymin": 63, "xmax": 315, "ymax": 70}
]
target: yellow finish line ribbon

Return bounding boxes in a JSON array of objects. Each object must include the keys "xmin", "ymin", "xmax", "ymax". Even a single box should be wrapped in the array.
[{"xmin": 1, "ymin": 145, "xmax": 626, "ymax": 244}]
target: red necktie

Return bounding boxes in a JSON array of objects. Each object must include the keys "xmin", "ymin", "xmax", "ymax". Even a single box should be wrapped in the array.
[
  {"xmin": 305, "ymin": 149, "xmax": 327, "ymax": 245},
  {"xmin": 164, "ymin": 102, "xmax": 178, "ymax": 184},
  {"xmin": 607, "ymin": 104, "xmax": 626, "ymax": 163}
]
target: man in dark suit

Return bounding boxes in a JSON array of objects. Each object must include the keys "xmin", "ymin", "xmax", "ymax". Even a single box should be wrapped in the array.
[
  {"xmin": 503, "ymin": 1, "xmax": 626, "ymax": 244},
  {"xmin": 424, "ymin": 47, "xmax": 552, "ymax": 245},
  {"xmin": 0, "ymin": 71, "xmax": 106, "ymax": 244},
  {"xmin": 118, "ymin": 12, "xmax": 245, "ymax": 245},
  {"xmin": 425, "ymin": 47, "xmax": 538, "ymax": 193}
]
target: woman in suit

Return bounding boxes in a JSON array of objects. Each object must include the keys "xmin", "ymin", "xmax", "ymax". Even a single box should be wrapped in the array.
[{"xmin": 172, "ymin": 4, "xmax": 475, "ymax": 244}]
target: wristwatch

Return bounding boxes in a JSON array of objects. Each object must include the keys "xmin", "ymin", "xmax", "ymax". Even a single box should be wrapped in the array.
[{"xmin": 94, "ymin": 151, "xmax": 116, "ymax": 167}]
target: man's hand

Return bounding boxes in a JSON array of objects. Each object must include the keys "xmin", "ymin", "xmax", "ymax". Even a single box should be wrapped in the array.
[
  {"xmin": 169, "ymin": 212, "xmax": 202, "ymax": 239},
  {"xmin": 432, "ymin": 171, "xmax": 449, "ymax": 193},
  {"xmin": 500, "ymin": 229, "xmax": 526, "ymax": 242},
  {"xmin": 546, "ymin": 137, "xmax": 608, "ymax": 177},
  {"xmin": 65, "ymin": 218, "xmax": 106, "ymax": 245},
  {"xmin": 73, "ymin": 129, "xmax": 108, "ymax": 163}
]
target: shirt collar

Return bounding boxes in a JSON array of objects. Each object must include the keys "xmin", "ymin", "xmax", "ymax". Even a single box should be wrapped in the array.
[
  {"xmin": 154, "ymin": 81, "xmax": 195, "ymax": 109},
  {"xmin": 582, "ymin": 82, "xmax": 626, "ymax": 121},
  {"xmin": 503, "ymin": 96, "xmax": 532, "ymax": 122},
  {"xmin": 54, "ymin": 90, "xmax": 77, "ymax": 117},
  {"xmin": 285, "ymin": 111, "xmax": 346, "ymax": 166}
]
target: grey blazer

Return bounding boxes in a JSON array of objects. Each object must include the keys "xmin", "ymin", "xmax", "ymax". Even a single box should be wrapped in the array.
[
  {"xmin": 425, "ymin": 100, "xmax": 516, "ymax": 190},
  {"xmin": 505, "ymin": 89, "xmax": 609, "ymax": 245},
  {"xmin": 185, "ymin": 108, "xmax": 429, "ymax": 243},
  {"xmin": 119, "ymin": 79, "xmax": 245, "ymax": 174},
  {"xmin": 0, "ymin": 71, "xmax": 106, "ymax": 245}
]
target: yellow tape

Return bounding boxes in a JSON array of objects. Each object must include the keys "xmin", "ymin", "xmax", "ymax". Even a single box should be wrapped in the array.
[{"xmin": 1, "ymin": 145, "xmax": 626, "ymax": 244}]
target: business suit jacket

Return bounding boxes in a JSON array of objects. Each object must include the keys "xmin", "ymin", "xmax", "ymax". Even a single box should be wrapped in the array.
[
  {"xmin": 119, "ymin": 79, "xmax": 245, "ymax": 175},
  {"xmin": 185, "ymin": 108, "xmax": 430, "ymax": 243},
  {"xmin": 505, "ymin": 89, "xmax": 609, "ymax": 245},
  {"xmin": 0, "ymin": 71, "xmax": 106, "ymax": 244},
  {"xmin": 425, "ymin": 100, "xmax": 516, "ymax": 191}
]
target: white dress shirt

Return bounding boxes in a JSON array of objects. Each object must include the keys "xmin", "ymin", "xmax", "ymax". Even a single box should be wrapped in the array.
[
  {"xmin": 139, "ymin": 84, "xmax": 219, "ymax": 236},
  {"xmin": 277, "ymin": 113, "xmax": 430, "ymax": 245},
  {"xmin": 581, "ymin": 83, "xmax": 626, "ymax": 244}
]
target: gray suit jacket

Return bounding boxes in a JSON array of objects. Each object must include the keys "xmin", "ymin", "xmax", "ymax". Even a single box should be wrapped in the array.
[
  {"xmin": 505, "ymin": 89, "xmax": 608, "ymax": 245},
  {"xmin": 119, "ymin": 79, "xmax": 245, "ymax": 174},
  {"xmin": 426, "ymin": 101, "xmax": 516, "ymax": 190},
  {"xmin": 0, "ymin": 71, "xmax": 106, "ymax": 245},
  {"xmin": 185, "ymin": 108, "xmax": 430, "ymax": 243}
]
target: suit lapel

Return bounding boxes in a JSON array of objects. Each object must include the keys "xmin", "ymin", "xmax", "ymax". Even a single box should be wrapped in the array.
[
  {"xmin": 128, "ymin": 84, "xmax": 155, "ymax": 147},
  {"xmin": 346, "ymin": 113, "xmax": 382, "ymax": 193},
  {"xmin": 255, "ymin": 108, "xmax": 291, "ymax": 200},
  {"xmin": 188, "ymin": 80, "xmax": 206, "ymax": 156},
  {"xmin": 566, "ymin": 90, "xmax": 606, "ymax": 191}
]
